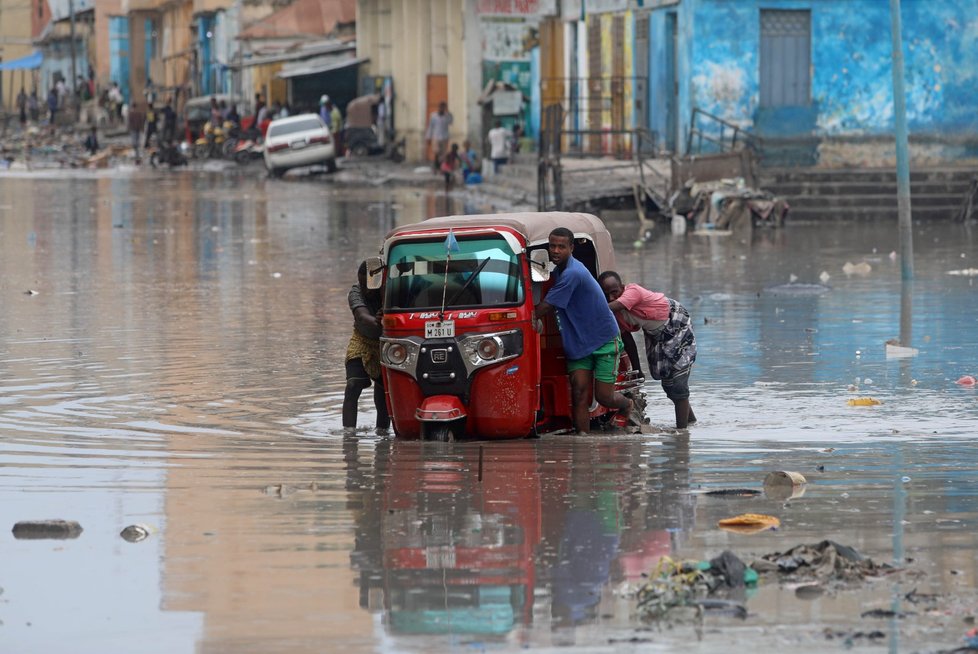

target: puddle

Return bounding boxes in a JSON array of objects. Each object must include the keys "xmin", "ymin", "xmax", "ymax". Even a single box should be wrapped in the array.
[{"xmin": 1, "ymin": 173, "xmax": 977, "ymax": 652}]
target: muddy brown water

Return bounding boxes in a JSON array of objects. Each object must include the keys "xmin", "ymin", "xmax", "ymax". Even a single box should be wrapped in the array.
[{"xmin": 1, "ymin": 171, "xmax": 977, "ymax": 652}]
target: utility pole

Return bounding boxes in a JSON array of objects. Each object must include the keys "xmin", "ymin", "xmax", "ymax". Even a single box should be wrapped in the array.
[
  {"xmin": 69, "ymin": 0, "xmax": 77, "ymax": 103},
  {"xmin": 889, "ymin": 0, "xmax": 914, "ymax": 280}
]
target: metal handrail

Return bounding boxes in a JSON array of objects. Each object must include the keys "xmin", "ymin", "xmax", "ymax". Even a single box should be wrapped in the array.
[{"xmin": 687, "ymin": 107, "xmax": 762, "ymax": 155}]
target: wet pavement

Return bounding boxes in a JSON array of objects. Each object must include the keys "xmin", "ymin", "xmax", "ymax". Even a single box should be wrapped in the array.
[{"xmin": 1, "ymin": 169, "xmax": 978, "ymax": 653}]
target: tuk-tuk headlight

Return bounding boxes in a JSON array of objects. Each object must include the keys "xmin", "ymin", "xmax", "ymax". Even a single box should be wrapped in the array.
[
  {"xmin": 380, "ymin": 337, "xmax": 421, "ymax": 377},
  {"xmin": 385, "ymin": 342, "xmax": 408, "ymax": 365},
  {"xmin": 477, "ymin": 337, "xmax": 501, "ymax": 361},
  {"xmin": 459, "ymin": 330, "xmax": 522, "ymax": 371}
]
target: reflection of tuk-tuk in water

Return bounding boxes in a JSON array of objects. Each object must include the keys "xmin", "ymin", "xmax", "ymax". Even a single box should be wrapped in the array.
[
  {"xmin": 368, "ymin": 212, "xmax": 641, "ymax": 441},
  {"xmin": 353, "ymin": 440, "xmax": 541, "ymax": 635},
  {"xmin": 343, "ymin": 93, "xmax": 383, "ymax": 157}
]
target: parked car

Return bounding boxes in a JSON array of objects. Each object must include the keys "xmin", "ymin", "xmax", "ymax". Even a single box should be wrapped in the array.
[{"xmin": 263, "ymin": 113, "xmax": 337, "ymax": 177}]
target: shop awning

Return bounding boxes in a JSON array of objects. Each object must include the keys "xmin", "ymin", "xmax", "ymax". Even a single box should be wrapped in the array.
[
  {"xmin": 277, "ymin": 54, "xmax": 366, "ymax": 79},
  {"xmin": 0, "ymin": 50, "xmax": 43, "ymax": 71}
]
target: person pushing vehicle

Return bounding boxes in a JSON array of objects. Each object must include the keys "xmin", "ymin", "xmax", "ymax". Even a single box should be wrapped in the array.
[{"xmin": 533, "ymin": 227, "xmax": 639, "ymax": 433}]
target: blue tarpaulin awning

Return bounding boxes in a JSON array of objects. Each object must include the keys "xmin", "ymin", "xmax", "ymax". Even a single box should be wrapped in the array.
[{"xmin": 0, "ymin": 51, "xmax": 44, "ymax": 71}]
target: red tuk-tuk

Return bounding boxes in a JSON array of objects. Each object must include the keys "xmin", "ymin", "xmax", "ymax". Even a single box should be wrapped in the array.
[{"xmin": 367, "ymin": 211, "xmax": 640, "ymax": 441}]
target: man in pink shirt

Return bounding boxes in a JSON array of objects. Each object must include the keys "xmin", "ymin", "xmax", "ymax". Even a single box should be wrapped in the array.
[{"xmin": 599, "ymin": 271, "xmax": 697, "ymax": 429}]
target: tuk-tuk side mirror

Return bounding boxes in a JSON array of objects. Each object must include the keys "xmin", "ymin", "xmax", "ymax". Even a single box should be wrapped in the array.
[
  {"xmin": 365, "ymin": 256, "xmax": 385, "ymax": 290},
  {"xmin": 528, "ymin": 248, "xmax": 551, "ymax": 282}
]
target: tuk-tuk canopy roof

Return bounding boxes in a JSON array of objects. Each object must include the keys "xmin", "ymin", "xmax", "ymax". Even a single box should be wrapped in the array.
[{"xmin": 383, "ymin": 211, "xmax": 615, "ymax": 268}]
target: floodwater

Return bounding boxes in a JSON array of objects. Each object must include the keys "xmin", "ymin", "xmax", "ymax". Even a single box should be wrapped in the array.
[{"xmin": 1, "ymin": 170, "xmax": 977, "ymax": 653}]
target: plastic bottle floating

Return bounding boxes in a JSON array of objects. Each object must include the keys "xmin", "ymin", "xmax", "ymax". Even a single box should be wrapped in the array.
[{"xmin": 847, "ymin": 397, "xmax": 882, "ymax": 406}]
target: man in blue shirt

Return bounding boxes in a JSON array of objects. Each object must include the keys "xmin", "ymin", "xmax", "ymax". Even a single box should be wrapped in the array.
[{"xmin": 534, "ymin": 227, "xmax": 634, "ymax": 433}]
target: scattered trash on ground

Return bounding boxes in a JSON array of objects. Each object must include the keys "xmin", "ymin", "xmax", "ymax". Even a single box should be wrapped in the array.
[
  {"xmin": 704, "ymin": 488, "xmax": 762, "ymax": 497},
  {"xmin": 763, "ymin": 471, "xmax": 807, "ymax": 501},
  {"xmin": 636, "ymin": 541, "xmax": 908, "ymax": 627},
  {"xmin": 860, "ymin": 608, "xmax": 916, "ymax": 619},
  {"xmin": 636, "ymin": 551, "xmax": 754, "ymax": 621},
  {"xmin": 843, "ymin": 261, "xmax": 872, "ymax": 275},
  {"xmin": 763, "ymin": 282, "xmax": 831, "ymax": 296},
  {"xmin": 717, "ymin": 513, "xmax": 780, "ymax": 534},
  {"xmin": 823, "ymin": 628, "xmax": 886, "ymax": 644},
  {"xmin": 120, "ymin": 524, "xmax": 153, "ymax": 543},
  {"xmin": 262, "ymin": 482, "xmax": 320, "ymax": 498},
  {"xmin": 754, "ymin": 540, "xmax": 897, "ymax": 584},
  {"xmin": 848, "ymin": 397, "xmax": 882, "ymax": 406},
  {"xmin": 885, "ymin": 338, "xmax": 919, "ymax": 358},
  {"xmin": 12, "ymin": 519, "xmax": 83, "ymax": 540}
]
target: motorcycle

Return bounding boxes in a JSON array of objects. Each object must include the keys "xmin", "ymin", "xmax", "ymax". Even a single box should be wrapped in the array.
[
  {"xmin": 232, "ymin": 136, "xmax": 264, "ymax": 165},
  {"xmin": 366, "ymin": 211, "xmax": 643, "ymax": 441},
  {"xmin": 150, "ymin": 140, "xmax": 189, "ymax": 168},
  {"xmin": 192, "ymin": 120, "xmax": 233, "ymax": 159}
]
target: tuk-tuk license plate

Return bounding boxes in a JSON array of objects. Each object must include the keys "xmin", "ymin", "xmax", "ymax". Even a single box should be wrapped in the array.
[{"xmin": 425, "ymin": 320, "xmax": 455, "ymax": 339}]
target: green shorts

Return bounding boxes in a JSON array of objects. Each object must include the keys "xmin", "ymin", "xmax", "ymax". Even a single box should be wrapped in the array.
[{"xmin": 566, "ymin": 337, "xmax": 622, "ymax": 384}]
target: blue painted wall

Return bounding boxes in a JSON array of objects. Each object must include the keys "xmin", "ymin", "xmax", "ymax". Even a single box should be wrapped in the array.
[
  {"xmin": 640, "ymin": 0, "xmax": 978, "ymax": 153},
  {"xmin": 109, "ymin": 17, "xmax": 130, "ymax": 103},
  {"xmin": 197, "ymin": 15, "xmax": 215, "ymax": 96}
]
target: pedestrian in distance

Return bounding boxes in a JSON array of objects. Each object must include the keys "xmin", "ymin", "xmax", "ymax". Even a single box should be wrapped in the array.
[
  {"xmin": 460, "ymin": 139, "xmax": 481, "ymax": 183},
  {"xmin": 487, "ymin": 119, "xmax": 512, "ymax": 174},
  {"xmin": 17, "ymin": 89, "xmax": 27, "ymax": 125},
  {"xmin": 47, "ymin": 87, "xmax": 59, "ymax": 126},
  {"xmin": 128, "ymin": 101, "xmax": 147, "ymax": 163},
  {"xmin": 83, "ymin": 125, "xmax": 99, "ymax": 155},
  {"xmin": 144, "ymin": 102, "xmax": 158, "ymax": 148},
  {"xmin": 161, "ymin": 98, "xmax": 177, "ymax": 143},
  {"xmin": 440, "ymin": 142, "xmax": 461, "ymax": 188},
  {"xmin": 108, "ymin": 82, "xmax": 124, "ymax": 123},
  {"xmin": 425, "ymin": 101, "xmax": 452, "ymax": 172},
  {"xmin": 598, "ymin": 271, "xmax": 697, "ymax": 429},
  {"xmin": 343, "ymin": 261, "xmax": 391, "ymax": 432},
  {"xmin": 28, "ymin": 90, "xmax": 39, "ymax": 122},
  {"xmin": 533, "ymin": 228, "xmax": 639, "ymax": 434}
]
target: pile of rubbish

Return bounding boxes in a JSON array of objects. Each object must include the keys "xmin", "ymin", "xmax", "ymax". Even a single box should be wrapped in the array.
[
  {"xmin": 636, "ymin": 541, "xmax": 896, "ymax": 621},
  {"xmin": 671, "ymin": 177, "xmax": 789, "ymax": 231},
  {"xmin": 0, "ymin": 124, "xmax": 130, "ymax": 170},
  {"xmin": 753, "ymin": 540, "xmax": 896, "ymax": 583}
]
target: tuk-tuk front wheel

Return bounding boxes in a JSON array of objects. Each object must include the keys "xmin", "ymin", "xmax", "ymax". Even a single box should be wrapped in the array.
[{"xmin": 420, "ymin": 419, "xmax": 463, "ymax": 442}]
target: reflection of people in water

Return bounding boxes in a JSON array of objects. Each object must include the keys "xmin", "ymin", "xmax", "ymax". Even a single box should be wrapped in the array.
[
  {"xmin": 546, "ymin": 438, "xmax": 696, "ymax": 625},
  {"xmin": 618, "ymin": 434, "xmax": 695, "ymax": 582},
  {"xmin": 551, "ymin": 494, "xmax": 621, "ymax": 624}
]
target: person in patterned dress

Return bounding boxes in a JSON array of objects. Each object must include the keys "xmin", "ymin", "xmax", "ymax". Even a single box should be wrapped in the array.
[
  {"xmin": 598, "ymin": 271, "xmax": 697, "ymax": 429},
  {"xmin": 343, "ymin": 261, "xmax": 390, "ymax": 431}
]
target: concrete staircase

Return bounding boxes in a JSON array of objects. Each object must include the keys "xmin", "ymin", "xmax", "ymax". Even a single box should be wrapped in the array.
[{"xmin": 758, "ymin": 167, "xmax": 976, "ymax": 220}]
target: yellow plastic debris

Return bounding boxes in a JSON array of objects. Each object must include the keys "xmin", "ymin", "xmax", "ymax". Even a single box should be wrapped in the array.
[
  {"xmin": 847, "ymin": 397, "xmax": 882, "ymax": 406},
  {"xmin": 717, "ymin": 513, "xmax": 781, "ymax": 534}
]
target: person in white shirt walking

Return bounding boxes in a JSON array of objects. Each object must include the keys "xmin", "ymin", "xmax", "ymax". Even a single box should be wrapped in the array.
[{"xmin": 487, "ymin": 120, "xmax": 512, "ymax": 174}]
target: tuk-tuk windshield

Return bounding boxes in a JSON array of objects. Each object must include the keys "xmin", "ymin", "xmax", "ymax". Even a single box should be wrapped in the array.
[{"xmin": 386, "ymin": 236, "xmax": 523, "ymax": 310}]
